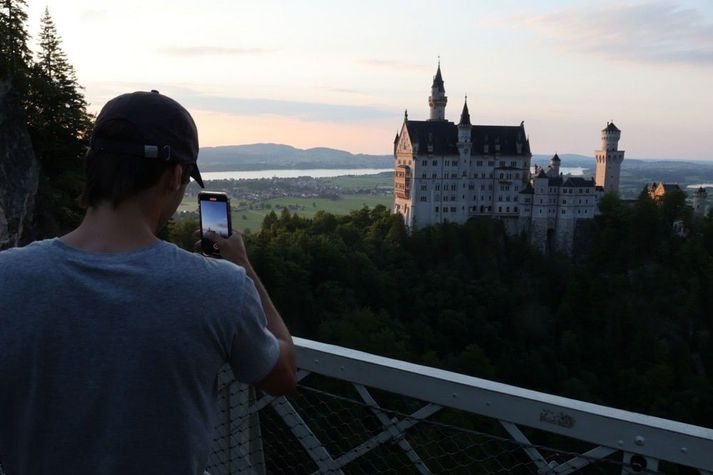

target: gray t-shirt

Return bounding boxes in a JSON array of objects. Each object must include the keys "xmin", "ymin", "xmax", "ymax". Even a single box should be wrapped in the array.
[{"xmin": 0, "ymin": 238, "xmax": 280, "ymax": 475}]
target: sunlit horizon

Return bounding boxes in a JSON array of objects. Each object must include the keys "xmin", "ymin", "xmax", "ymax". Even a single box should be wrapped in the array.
[{"xmin": 24, "ymin": 0, "xmax": 713, "ymax": 160}]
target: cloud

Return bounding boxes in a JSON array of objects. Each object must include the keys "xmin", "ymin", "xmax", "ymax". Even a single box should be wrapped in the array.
[
  {"xmin": 158, "ymin": 46, "xmax": 273, "ymax": 57},
  {"xmin": 502, "ymin": 2, "xmax": 713, "ymax": 66},
  {"xmin": 80, "ymin": 9, "xmax": 108, "ymax": 21},
  {"xmin": 182, "ymin": 94, "xmax": 396, "ymax": 123},
  {"xmin": 357, "ymin": 59, "xmax": 431, "ymax": 72}
]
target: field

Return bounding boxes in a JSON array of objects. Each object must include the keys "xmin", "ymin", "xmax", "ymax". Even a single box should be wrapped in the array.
[{"xmin": 177, "ymin": 193, "xmax": 393, "ymax": 233}]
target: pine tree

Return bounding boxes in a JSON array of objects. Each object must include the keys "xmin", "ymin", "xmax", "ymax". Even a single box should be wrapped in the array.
[
  {"xmin": 0, "ymin": 0, "xmax": 32, "ymax": 86},
  {"xmin": 28, "ymin": 7, "xmax": 93, "ymax": 233}
]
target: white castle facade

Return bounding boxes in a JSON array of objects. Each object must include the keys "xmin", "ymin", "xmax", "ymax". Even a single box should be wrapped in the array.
[{"xmin": 393, "ymin": 64, "xmax": 625, "ymax": 253}]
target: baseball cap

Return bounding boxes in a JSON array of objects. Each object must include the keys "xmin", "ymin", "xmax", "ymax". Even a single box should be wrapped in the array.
[{"xmin": 86, "ymin": 90, "xmax": 204, "ymax": 188}]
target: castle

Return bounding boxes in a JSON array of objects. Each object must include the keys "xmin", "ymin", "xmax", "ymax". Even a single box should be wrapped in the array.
[{"xmin": 393, "ymin": 63, "xmax": 625, "ymax": 253}]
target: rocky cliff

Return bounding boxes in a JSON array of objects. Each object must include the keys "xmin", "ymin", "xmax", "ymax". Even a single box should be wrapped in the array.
[{"xmin": 0, "ymin": 80, "xmax": 39, "ymax": 249}]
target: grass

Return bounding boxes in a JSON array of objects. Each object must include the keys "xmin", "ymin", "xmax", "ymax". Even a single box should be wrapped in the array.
[{"xmin": 177, "ymin": 194, "xmax": 393, "ymax": 233}]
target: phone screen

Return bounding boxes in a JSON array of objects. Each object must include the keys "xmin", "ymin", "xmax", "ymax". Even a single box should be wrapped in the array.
[{"xmin": 200, "ymin": 199, "xmax": 230, "ymax": 239}]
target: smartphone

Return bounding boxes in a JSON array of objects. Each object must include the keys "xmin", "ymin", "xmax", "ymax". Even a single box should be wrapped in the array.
[{"xmin": 198, "ymin": 192, "xmax": 232, "ymax": 256}]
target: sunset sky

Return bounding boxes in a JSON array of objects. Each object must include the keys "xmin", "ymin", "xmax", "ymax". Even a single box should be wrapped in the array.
[{"xmin": 27, "ymin": 0, "xmax": 713, "ymax": 160}]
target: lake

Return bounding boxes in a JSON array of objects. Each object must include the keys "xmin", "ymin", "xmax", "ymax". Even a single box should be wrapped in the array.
[
  {"xmin": 202, "ymin": 168, "xmax": 393, "ymax": 180},
  {"xmin": 201, "ymin": 166, "xmax": 586, "ymax": 181}
]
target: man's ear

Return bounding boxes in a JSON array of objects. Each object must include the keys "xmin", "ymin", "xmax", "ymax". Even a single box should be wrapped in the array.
[{"xmin": 166, "ymin": 164, "xmax": 184, "ymax": 192}]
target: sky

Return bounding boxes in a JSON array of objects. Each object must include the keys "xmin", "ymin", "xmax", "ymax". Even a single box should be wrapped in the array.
[{"xmin": 26, "ymin": 0, "xmax": 713, "ymax": 160}]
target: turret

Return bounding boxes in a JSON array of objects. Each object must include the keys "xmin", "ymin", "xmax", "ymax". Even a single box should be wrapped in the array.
[
  {"xmin": 547, "ymin": 154, "xmax": 561, "ymax": 177},
  {"xmin": 456, "ymin": 97, "xmax": 471, "ymax": 161},
  {"xmin": 694, "ymin": 187, "xmax": 708, "ymax": 218},
  {"xmin": 595, "ymin": 121, "xmax": 625, "ymax": 193},
  {"xmin": 601, "ymin": 121, "xmax": 621, "ymax": 152},
  {"xmin": 428, "ymin": 60, "xmax": 447, "ymax": 121}
]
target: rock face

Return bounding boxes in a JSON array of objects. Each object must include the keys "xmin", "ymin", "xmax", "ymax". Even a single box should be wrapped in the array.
[{"xmin": 0, "ymin": 80, "xmax": 39, "ymax": 249}]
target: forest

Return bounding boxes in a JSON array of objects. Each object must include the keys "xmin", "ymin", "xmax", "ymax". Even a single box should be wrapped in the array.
[
  {"xmin": 3, "ymin": 0, "xmax": 711, "ymax": 433},
  {"xmin": 169, "ymin": 189, "xmax": 713, "ymax": 428}
]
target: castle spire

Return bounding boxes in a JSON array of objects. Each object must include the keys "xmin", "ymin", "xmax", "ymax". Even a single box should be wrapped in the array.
[
  {"xmin": 458, "ymin": 96, "xmax": 471, "ymax": 126},
  {"xmin": 428, "ymin": 59, "xmax": 447, "ymax": 121},
  {"xmin": 432, "ymin": 61, "xmax": 444, "ymax": 92}
]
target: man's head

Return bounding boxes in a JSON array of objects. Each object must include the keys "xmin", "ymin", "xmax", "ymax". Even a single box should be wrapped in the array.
[{"xmin": 80, "ymin": 90, "xmax": 204, "ymax": 210}]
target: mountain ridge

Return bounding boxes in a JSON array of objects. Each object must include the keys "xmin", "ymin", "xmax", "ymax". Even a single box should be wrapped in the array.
[{"xmin": 197, "ymin": 143, "xmax": 713, "ymax": 172}]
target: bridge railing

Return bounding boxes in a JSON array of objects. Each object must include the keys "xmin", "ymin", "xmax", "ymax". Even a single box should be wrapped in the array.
[{"xmin": 206, "ymin": 337, "xmax": 713, "ymax": 474}]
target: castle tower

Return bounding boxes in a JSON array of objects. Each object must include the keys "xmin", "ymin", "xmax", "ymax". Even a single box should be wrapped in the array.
[
  {"xmin": 457, "ymin": 97, "xmax": 471, "ymax": 149},
  {"xmin": 428, "ymin": 61, "xmax": 447, "ymax": 121},
  {"xmin": 694, "ymin": 187, "xmax": 708, "ymax": 218},
  {"xmin": 595, "ymin": 122, "xmax": 625, "ymax": 193},
  {"xmin": 547, "ymin": 154, "xmax": 561, "ymax": 177}
]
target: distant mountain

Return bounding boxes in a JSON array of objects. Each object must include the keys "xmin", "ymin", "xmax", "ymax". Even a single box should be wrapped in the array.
[{"xmin": 198, "ymin": 143, "xmax": 392, "ymax": 171}]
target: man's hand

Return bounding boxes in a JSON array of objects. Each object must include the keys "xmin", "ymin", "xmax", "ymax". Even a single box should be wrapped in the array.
[{"xmin": 194, "ymin": 230, "xmax": 250, "ymax": 268}]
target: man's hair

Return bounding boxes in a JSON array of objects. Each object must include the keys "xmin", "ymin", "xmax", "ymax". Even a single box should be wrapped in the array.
[{"xmin": 79, "ymin": 120, "xmax": 192, "ymax": 209}]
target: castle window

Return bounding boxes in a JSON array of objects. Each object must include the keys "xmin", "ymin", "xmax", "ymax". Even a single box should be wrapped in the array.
[
  {"xmin": 498, "ymin": 206, "xmax": 502, "ymax": 212},
  {"xmin": 488, "ymin": 161, "xmax": 494, "ymax": 166},
  {"xmin": 539, "ymin": 209, "xmax": 543, "ymax": 214},
  {"xmin": 453, "ymin": 161, "xmax": 458, "ymax": 167},
  {"xmin": 506, "ymin": 206, "xmax": 510, "ymax": 212},
  {"xmin": 435, "ymin": 184, "xmax": 440, "ymax": 191},
  {"xmin": 514, "ymin": 196, "xmax": 518, "ymax": 202},
  {"xmin": 420, "ymin": 196, "xmax": 427, "ymax": 202},
  {"xmin": 499, "ymin": 173, "xmax": 504, "ymax": 179},
  {"xmin": 477, "ymin": 161, "xmax": 483, "ymax": 166},
  {"xmin": 422, "ymin": 160, "xmax": 428, "ymax": 166},
  {"xmin": 421, "ymin": 185, "xmax": 427, "ymax": 191},
  {"xmin": 451, "ymin": 207, "xmax": 456, "ymax": 212},
  {"xmin": 514, "ymin": 206, "xmax": 518, "ymax": 212},
  {"xmin": 435, "ymin": 206, "xmax": 439, "ymax": 212},
  {"xmin": 422, "ymin": 173, "xmax": 427, "ymax": 178},
  {"xmin": 445, "ymin": 160, "xmax": 450, "ymax": 166},
  {"xmin": 432, "ymin": 160, "xmax": 437, "ymax": 166},
  {"xmin": 563, "ymin": 200, "xmax": 567, "ymax": 204},
  {"xmin": 432, "ymin": 173, "xmax": 437, "ymax": 178},
  {"xmin": 510, "ymin": 161, "xmax": 516, "ymax": 167},
  {"xmin": 451, "ymin": 184, "xmax": 456, "ymax": 191},
  {"xmin": 468, "ymin": 184, "xmax": 474, "ymax": 190},
  {"xmin": 561, "ymin": 210, "xmax": 566, "ymax": 214},
  {"xmin": 499, "ymin": 161, "xmax": 505, "ymax": 167},
  {"xmin": 506, "ymin": 196, "xmax": 511, "ymax": 202}
]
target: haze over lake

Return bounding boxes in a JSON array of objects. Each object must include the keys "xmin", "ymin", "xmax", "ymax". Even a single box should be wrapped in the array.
[{"xmin": 201, "ymin": 167, "xmax": 586, "ymax": 181}]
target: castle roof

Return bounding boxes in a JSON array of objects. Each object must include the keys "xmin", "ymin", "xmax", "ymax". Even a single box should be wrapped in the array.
[
  {"xmin": 548, "ymin": 176, "xmax": 563, "ymax": 186},
  {"xmin": 603, "ymin": 122, "xmax": 620, "ymax": 132},
  {"xmin": 562, "ymin": 177, "xmax": 596, "ymax": 188},
  {"xmin": 660, "ymin": 183, "xmax": 682, "ymax": 192},
  {"xmin": 432, "ymin": 64, "xmax": 445, "ymax": 92},
  {"xmin": 403, "ymin": 120, "xmax": 531, "ymax": 156},
  {"xmin": 459, "ymin": 99, "xmax": 471, "ymax": 127},
  {"xmin": 551, "ymin": 153, "xmax": 561, "ymax": 162}
]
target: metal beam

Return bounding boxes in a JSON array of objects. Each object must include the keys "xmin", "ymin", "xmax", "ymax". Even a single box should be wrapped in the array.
[
  {"xmin": 270, "ymin": 396, "xmax": 343, "ymax": 475},
  {"xmin": 354, "ymin": 384, "xmax": 434, "ymax": 475},
  {"xmin": 295, "ymin": 337, "xmax": 713, "ymax": 472},
  {"xmin": 499, "ymin": 421, "xmax": 550, "ymax": 473},
  {"xmin": 554, "ymin": 446, "xmax": 618, "ymax": 474}
]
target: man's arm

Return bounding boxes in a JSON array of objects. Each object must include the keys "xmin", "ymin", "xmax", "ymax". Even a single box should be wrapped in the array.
[{"xmin": 206, "ymin": 230, "xmax": 297, "ymax": 395}]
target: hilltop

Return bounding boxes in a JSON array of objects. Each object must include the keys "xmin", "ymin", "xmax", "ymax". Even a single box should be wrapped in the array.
[{"xmin": 198, "ymin": 143, "xmax": 392, "ymax": 171}]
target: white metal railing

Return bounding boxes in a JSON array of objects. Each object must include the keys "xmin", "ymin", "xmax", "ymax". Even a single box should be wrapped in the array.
[{"xmin": 205, "ymin": 338, "xmax": 713, "ymax": 474}]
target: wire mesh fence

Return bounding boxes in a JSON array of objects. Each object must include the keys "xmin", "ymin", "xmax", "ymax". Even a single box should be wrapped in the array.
[{"xmin": 205, "ymin": 367, "xmax": 668, "ymax": 475}]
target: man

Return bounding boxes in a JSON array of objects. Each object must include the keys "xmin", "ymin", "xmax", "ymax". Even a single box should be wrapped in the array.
[{"xmin": 0, "ymin": 90, "xmax": 296, "ymax": 474}]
